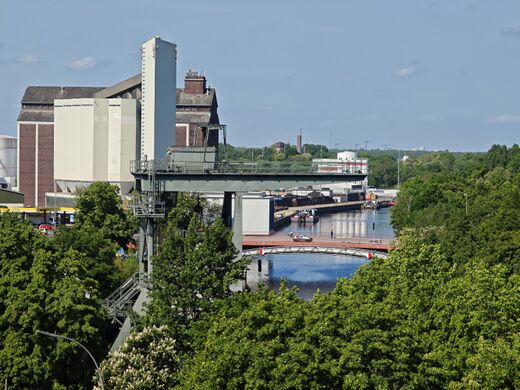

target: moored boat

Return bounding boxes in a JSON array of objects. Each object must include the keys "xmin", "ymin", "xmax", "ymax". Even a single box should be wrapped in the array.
[{"xmin": 291, "ymin": 209, "xmax": 319, "ymax": 223}]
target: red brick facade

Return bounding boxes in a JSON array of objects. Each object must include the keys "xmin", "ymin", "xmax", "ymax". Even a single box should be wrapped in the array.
[
  {"xmin": 37, "ymin": 124, "xmax": 54, "ymax": 206},
  {"xmin": 184, "ymin": 72, "xmax": 206, "ymax": 94},
  {"xmin": 18, "ymin": 123, "xmax": 54, "ymax": 207},
  {"xmin": 19, "ymin": 124, "xmax": 36, "ymax": 206}
]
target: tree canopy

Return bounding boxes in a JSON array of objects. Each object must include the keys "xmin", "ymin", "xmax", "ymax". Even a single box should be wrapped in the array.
[{"xmin": 0, "ymin": 215, "xmax": 107, "ymax": 389}]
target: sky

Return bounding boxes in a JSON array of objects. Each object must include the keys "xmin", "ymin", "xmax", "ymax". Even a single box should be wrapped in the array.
[{"xmin": 0, "ymin": 0, "xmax": 519, "ymax": 152}]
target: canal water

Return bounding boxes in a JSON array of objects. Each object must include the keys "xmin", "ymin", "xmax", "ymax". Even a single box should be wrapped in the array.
[{"xmin": 247, "ymin": 208, "xmax": 395, "ymax": 300}]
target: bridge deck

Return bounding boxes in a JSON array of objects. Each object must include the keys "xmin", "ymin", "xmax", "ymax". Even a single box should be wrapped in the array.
[
  {"xmin": 131, "ymin": 160, "xmax": 367, "ymax": 192},
  {"xmin": 243, "ymin": 235, "xmax": 395, "ymax": 251}
]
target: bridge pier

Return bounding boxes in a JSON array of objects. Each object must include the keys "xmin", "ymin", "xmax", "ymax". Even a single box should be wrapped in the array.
[
  {"xmin": 222, "ymin": 191, "xmax": 233, "ymax": 228},
  {"xmin": 232, "ymin": 192, "xmax": 245, "ymax": 253}
]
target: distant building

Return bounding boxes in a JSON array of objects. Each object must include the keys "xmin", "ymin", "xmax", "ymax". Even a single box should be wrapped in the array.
[
  {"xmin": 16, "ymin": 38, "xmax": 220, "ymax": 206},
  {"xmin": 296, "ymin": 133, "xmax": 302, "ymax": 154},
  {"xmin": 274, "ymin": 142, "xmax": 285, "ymax": 152},
  {"xmin": 312, "ymin": 151, "xmax": 368, "ymax": 192}
]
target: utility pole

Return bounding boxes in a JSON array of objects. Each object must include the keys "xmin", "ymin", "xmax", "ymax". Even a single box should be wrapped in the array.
[
  {"xmin": 354, "ymin": 143, "xmax": 361, "ymax": 150},
  {"xmin": 329, "ymin": 129, "xmax": 332, "ymax": 151},
  {"xmin": 364, "ymin": 140, "xmax": 370, "ymax": 150}
]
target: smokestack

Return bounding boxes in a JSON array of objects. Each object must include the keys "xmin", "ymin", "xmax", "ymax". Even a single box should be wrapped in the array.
[{"xmin": 296, "ymin": 129, "xmax": 302, "ymax": 154}]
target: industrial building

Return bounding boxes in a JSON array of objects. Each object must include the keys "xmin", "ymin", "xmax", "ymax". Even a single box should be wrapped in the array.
[
  {"xmin": 312, "ymin": 151, "xmax": 369, "ymax": 192},
  {"xmin": 17, "ymin": 36, "xmax": 220, "ymax": 206},
  {"xmin": 0, "ymin": 135, "xmax": 17, "ymax": 189}
]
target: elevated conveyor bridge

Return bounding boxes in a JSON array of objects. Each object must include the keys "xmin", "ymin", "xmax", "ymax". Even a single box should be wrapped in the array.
[{"xmin": 109, "ymin": 158, "xmax": 366, "ymax": 351}]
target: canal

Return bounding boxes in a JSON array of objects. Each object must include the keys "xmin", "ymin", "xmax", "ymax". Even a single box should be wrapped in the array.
[{"xmin": 247, "ymin": 207, "xmax": 395, "ymax": 300}]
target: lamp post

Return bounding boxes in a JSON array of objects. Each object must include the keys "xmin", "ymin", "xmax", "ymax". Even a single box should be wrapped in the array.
[{"xmin": 36, "ymin": 330, "xmax": 104, "ymax": 390}]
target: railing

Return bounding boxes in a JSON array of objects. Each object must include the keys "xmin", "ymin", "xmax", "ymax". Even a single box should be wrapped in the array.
[
  {"xmin": 130, "ymin": 160, "xmax": 366, "ymax": 176},
  {"xmin": 130, "ymin": 194, "xmax": 165, "ymax": 218},
  {"xmin": 242, "ymin": 246, "xmax": 389, "ymax": 259},
  {"xmin": 104, "ymin": 273, "xmax": 148, "ymax": 319},
  {"xmin": 243, "ymin": 234, "xmax": 395, "ymax": 246}
]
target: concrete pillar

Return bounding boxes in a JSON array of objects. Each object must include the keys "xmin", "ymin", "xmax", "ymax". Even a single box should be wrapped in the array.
[
  {"xmin": 233, "ymin": 192, "xmax": 245, "ymax": 252},
  {"xmin": 222, "ymin": 191, "xmax": 233, "ymax": 228}
]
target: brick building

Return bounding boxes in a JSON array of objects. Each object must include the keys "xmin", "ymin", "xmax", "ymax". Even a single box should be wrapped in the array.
[
  {"xmin": 17, "ymin": 87, "xmax": 103, "ymax": 206},
  {"xmin": 17, "ymin": 71, "xmax": 220, "ymax": 206},
  {"xmin": 175, "ymin": 71, "xmax": 219, "ymax": 147}
]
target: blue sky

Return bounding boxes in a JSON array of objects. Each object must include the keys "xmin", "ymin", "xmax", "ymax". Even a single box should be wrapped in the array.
[{"xmin": 1, "ymin": 0, "xmax": 519, "ymax": 151}]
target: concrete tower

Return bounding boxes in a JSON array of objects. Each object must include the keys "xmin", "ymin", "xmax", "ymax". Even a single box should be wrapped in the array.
[{"xmin": 140, "ymin": 36, "xmax": 177, "ymax": 160}]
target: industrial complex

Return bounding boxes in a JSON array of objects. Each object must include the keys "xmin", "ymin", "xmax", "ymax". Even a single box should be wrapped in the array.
[
  {"xmin": 0, "ymin": 34, "xmax": 377, "ymax": 350},
  {"xmin": 13, "ymin": 36, "xmax": 220, "ymax": 207},
  {"xmin": 1, "ymin": 35, "xmax": 370, "ymax": 238}
]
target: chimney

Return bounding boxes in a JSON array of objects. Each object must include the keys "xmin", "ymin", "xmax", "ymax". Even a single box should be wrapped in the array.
[
  {"xmin": 296, "ymin": 130, "xmax": 302, "ymax": 154},
  {"xmin": 184, "ymin": 70, "xmax": 207, "ymax": 94}
]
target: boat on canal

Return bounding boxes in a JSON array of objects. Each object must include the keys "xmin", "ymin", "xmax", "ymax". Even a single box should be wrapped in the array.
[{"xmin": 291, "ymin": 208, "xmax": 319, "ymax": 223}]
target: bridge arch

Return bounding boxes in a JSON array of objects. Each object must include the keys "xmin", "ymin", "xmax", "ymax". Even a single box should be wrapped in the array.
[{"xmin": 242, "ymin": 246, "xmax": 388, "ymax": 259}]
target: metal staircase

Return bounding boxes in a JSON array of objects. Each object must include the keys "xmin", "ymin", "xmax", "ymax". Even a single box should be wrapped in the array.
[{"xmin": 104, "ymin": 273, "xmax": 148, "ymax": 321}]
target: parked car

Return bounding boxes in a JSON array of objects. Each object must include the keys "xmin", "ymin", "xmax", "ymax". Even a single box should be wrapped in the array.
[
  {"xmin": 38, "ymin": 224, "xmax": 55, "ymax": 234},
  {"xmin": 292, "ymin": 234, "xmax": 313, "ymax": 242}
]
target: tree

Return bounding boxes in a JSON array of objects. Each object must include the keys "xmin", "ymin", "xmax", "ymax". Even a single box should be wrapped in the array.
[
  {"xmin": 75, "ymin": 182, "xmax": 136, "ymax": 248},
  {"xmin": 94, "ymin": 326, "xmax": 180, "ymax": 390},
  {"xmin": 52, "ymin": 224, "xmax": 121, "ymax": 296},
  {"xmin": 368, "ymin": 155, "xmax": 398, "ymax": 187},
  {"xmin": 145, "ymin": 216, "xmax": 247, "ymax": 347},
  {"xmin": 179, "ymin": 286, "xmax": 309, "ymax": 389},
  {"xmin": 0, "ymin": 214, "xmax": 106, "ymax": 389}
]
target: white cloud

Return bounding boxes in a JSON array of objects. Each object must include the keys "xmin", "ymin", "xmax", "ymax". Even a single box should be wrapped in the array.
[
  {"xmin": 17, "ymin": 53, "xmax": 39, "ymax": 64},
  {"xmin": 395, "ymin": 65, "xmax": 416, "ymax": 78},
  {"xmin": 502, "ymin": 26, "xmax": 520, "ymax": 37},
  {"xmin": 490, "ymin": 114, "xmax": 520, "ymax": 124},
  {"xmin": 68, "ymin": 56, "xmax": 96, "ymax": 70}
]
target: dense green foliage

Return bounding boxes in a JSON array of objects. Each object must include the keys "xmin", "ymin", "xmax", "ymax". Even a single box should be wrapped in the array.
[
  {"xmin": 0, "ymin": 215, "xmax": 107, "ymax": 389},
  {"xmin": 0, "ymin": 182, "xmax": 139, "ymax": 388},
  {"xmin": 173, "ymin": 145, "xmax": 520, "ymax": 388},
  {"xmin": 75, "ymin": 182, "xmax": 136, "ymax": 248},
  {"xmin": 391, "ymin": 144, "xmax": 520, "ymax": 271},
  {"xmin": 3, "ymin": 144, "xmax": 519, "ymax": 388},
  {"xmin": 145, "ymin": 196, "xmax": 248, "ymax": 350},
  {"xmin": 221, "ymin": 142, "xmax": 482, "ymax": 189},
  {"xmin": 53, "ymin": 182, "xmax": 138, "ymax": 296},
  {"xmin": 221, "ymin": 143, "xmax": 334, "ymax": 162}
]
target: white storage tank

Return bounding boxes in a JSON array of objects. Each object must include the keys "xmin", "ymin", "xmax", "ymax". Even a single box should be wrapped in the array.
[{"xmin": 0, "ymin": 135, "xmax": 17, "ymax": 188}]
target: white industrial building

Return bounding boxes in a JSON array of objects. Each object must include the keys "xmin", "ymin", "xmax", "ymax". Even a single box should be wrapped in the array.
[
  {"xmin": 242, "ymin": 196, "xmax": 275, "ymax": 235},
  {"xmin": 0, "ymin": 135, "xmax": 17, "ymax": 190},
  {"xmin": 52, "ymin": 36, "xmax": 177, "ymax": 195},
  {"xmin": 54, "ymin": 98, "xmax": 139, "ymax": 194},
  {"xmin": 140, "ymin": 37, "xmax": 177, "ymax": 160},
  {"xmin": 312, "ymin": 151, "xmax": 368, "ymax": 193}
]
